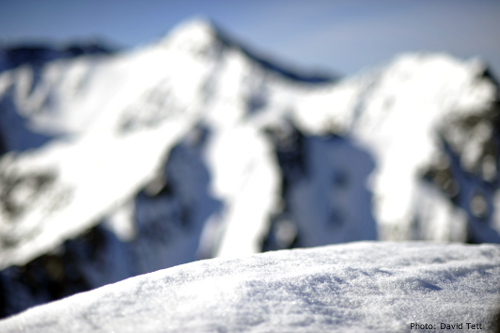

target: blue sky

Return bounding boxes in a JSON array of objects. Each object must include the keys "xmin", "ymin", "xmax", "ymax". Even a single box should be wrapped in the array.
[{"xmin": 1, "ymin": 0, "xmax": 499, "ymax": 76}]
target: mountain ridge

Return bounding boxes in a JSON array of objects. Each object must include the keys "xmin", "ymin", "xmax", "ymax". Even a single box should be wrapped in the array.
[{"xmin": 0, "ymin": 17, "xmax": 498, "ymax": 319}]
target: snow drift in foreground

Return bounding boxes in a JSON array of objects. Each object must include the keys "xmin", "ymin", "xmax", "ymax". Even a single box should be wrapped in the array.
[{"xmin": 0, "ymin": 242, "xmax": 499, "ymax": 333}]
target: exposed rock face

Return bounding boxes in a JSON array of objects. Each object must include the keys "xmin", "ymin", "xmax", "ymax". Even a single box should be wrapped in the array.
[
  {"xmin": 1, "ymin": 242, "xmax": 499, "ymax": 333},
  {"xmin": 0, "ymin": 18, "xmax": 499, "ymax": 318}
]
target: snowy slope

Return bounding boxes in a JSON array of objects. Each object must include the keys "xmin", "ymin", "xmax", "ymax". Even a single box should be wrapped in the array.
[
  {"xmin": 1, "ymin": 242, "xmax": 499, "ymax": 333},
  {"xmin": 0, "ymin": 17, "xmax": 500, "ymax": 319},
  {"xmin": 0, "ymin": 42, "xmax": 114, "ymax": 153},
  {"xmin": 292, "ymin": 54, "xmax": 499, "ymax": 243},
  {"xmin": 0, "ymin": 20, "xmax": 225, "ymax": 269},
  {"xmin": 0, "ymin": 18, "xmax": 336, "ymax": 270}
]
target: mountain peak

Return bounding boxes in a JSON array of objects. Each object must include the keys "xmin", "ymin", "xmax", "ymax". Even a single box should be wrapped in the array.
[
  {"xmin": 158, "ymin": 18, "xmax": 335, "ymax": 83},
  {"xmin": 157, "ymin": 17, "xmax": 220, "ymax": 51}
]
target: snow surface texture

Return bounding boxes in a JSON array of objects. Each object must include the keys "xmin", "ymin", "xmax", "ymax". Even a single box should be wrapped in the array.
[
  {"xmin": 1, "ymin": 242, "xmax": 499, "ymax": 333},
  {"xmin": 0, "ymin": 17, "xmax": 500, "ymax": 317}
]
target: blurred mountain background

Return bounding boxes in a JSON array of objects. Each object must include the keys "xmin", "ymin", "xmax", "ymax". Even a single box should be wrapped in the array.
[{"xmin": 0, "ymin": 0, "xmax": 499, "ymax": 319}]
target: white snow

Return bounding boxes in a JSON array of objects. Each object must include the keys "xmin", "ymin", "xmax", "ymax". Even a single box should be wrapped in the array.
[
  {"xmin": 0, "ymin": 241, "xmax": 498, "ymax": 333},
  {"xmin": 209, "ymin": 124, "xmax": 280, "ymax": 257},
  {"xmin": 293, "ymin": 53, "xmax": 497, "ymax": 241}
]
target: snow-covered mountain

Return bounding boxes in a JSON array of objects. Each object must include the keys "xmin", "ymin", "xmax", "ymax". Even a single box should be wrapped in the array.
[
  {"xmin": 1, "ymin": 242, "xmax": 499, "ymax": 333},
  {"xmin": 0, "ymin": 18, "xmax": 499, "ymax": 317},
  {"xmin": 0, "ymin": 41, "xmax": 115, "ymax": 154}
]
